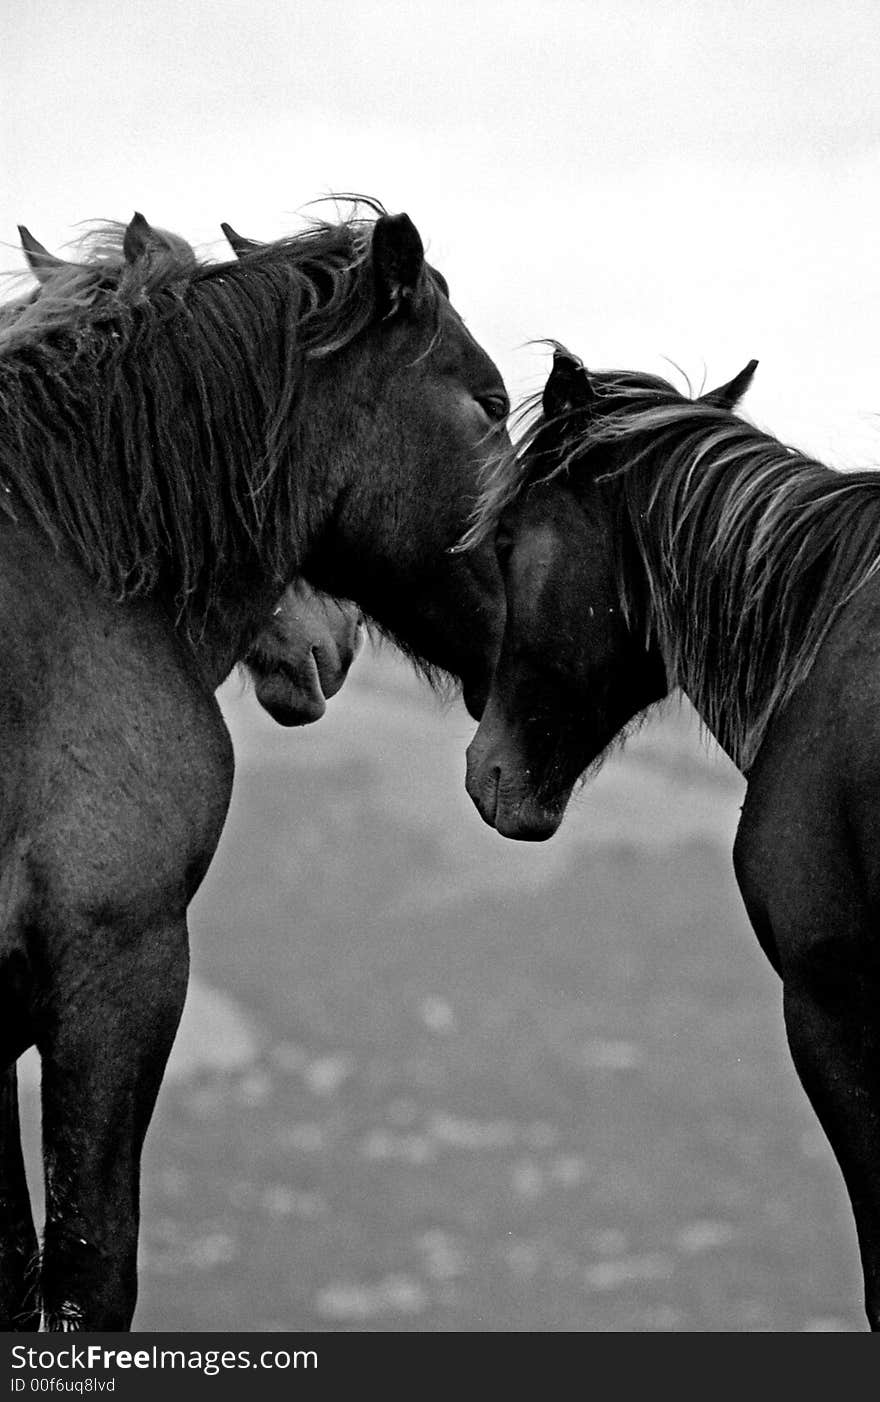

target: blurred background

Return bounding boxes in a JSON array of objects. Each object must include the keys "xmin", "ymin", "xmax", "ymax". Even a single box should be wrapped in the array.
[{"xmin": 4, "ymin": 0, "xmax": 880, "ymax": 1332}]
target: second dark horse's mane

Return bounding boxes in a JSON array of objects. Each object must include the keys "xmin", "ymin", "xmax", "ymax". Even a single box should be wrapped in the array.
[
  {"xmin": 0, "ymin": 201, "xmax": 437, "ymax": 633},
  {"xmin": 467, "ymin": 361, "xmax": 880, "ymax": 769}
]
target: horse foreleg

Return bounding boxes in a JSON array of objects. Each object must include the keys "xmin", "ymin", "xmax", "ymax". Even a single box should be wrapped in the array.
[
  {"xmin": 782, "ymin": 960, "xmax": 880, "ymax": 1331},
  {"xmin": 0, "ymin": 1064, "xmax": 39, "ymax": 1330},
  {"xmin": 37, "ymin": 920, "xmax": 189, "ymax": 1331}
]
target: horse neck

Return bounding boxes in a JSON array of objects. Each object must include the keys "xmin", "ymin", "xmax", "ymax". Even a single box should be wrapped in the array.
[{"xmin": 618, "ymin": 419, "xmax": 876, "ymax": 771}]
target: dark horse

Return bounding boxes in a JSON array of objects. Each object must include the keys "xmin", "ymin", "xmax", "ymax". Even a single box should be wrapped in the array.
[
  {"xmin": 465, "ymin": 346, "xmax": 880, "ymax": 1330},
  {"xmin": 0, "ymin": 201, "xmax": 508, "ymax": 1330},
  {"xmin": 9, "ymin": 216, "xmax": 365, "ymax": 726}
]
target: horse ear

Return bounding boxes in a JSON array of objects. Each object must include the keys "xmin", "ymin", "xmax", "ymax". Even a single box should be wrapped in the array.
[
  {"xmin": 543, "ymin": 349, "xmax": 596, "ymax": 419},
  {"xmin": 123, "ymin": 211, "xmax": 158, "ymax": 264},
  {"xmin": 220, "ymin": 221, "xmax": 262, "ymax": 257},
  {"xmin": 700, "ymin": 359, "xmax": 759, "ymax": 409},
  {"xmin": 372, "ymin": 213, "xmax": 425, "ymax": 317},
  {"xmin": 18, "ymin": 225, "xmax": 63, "ymax": 284}
]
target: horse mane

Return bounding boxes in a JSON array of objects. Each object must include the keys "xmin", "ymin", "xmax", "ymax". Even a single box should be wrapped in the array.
[
  {"xmin": 0, "ymin": 200, "xmax": 436, "ymax": 632},
  {"xmin": 0, "ymin": 222, "xmax": 199, "ymax": 352},
  {"xmin": 467, "ymin": 364, "xmax": 880, "ymax": 770}
]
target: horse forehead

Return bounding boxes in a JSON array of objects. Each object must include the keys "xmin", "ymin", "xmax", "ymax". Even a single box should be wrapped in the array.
[
  {"xmin": 434, "ymin": 300, "xmax": 504, "ymax": 389},
  {"xmin": 506, "ymin": 514, "xmax": 567, "ymax": 602}
]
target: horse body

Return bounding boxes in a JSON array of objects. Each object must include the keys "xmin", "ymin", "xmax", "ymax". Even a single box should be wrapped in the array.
[
  {"xmin": 465, "ymin": 349, "xmax": 880, "ymax": 1329},
  {"xmin": 0, "ymin": 204, "xmax": 507, "ymax": 1329},
  {"xmin": 0, "ymin": 215, "xmax": 372, "ymax": 1329}
]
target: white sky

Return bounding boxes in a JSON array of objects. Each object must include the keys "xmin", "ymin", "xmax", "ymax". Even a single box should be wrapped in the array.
[{"xmin": 3, "ymin": 0, "xmax": 880, "ymax": 465}]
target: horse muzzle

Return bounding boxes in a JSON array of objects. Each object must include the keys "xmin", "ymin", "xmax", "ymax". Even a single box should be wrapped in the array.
[{"xmin": 464, "ymin": 730, "xmax": 567, "ymax": 842}]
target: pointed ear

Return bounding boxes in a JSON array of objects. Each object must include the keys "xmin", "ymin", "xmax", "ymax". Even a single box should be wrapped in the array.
[
  {"xmin": 220, "ymin": 221, "xmax": 262, "ymax": 256},
  {"xmin": 18, "ymin": 225, "xmax": 63, "ymax": 284},
  {"xmin": 699, "ymin": 359, "xmax": 759, "ymax": 409},
  {"xmin": 543, "ymin": 349, "xmax": 596, "ymax": 419},
  {"xmin": 122, "ymin": 211, "xmax": 158, "ymax": 264},
  {"xmin": 372, "ymin": 212, "xmax": 425, "ymax": 317}
]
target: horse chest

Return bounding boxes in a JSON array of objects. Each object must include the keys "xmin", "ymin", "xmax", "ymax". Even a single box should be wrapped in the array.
[
  {"xmin": 0, "ymin": 585, "xmax": 236, "ymax": 930},
  {"xmin": 38, "ymin": 698, "xmax": 233, "ymax": 922}
]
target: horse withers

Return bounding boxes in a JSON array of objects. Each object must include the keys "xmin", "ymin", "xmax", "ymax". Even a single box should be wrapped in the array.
[
  {"xmin": 0, "ymin": 200, "xmax": 508, "ymax": 1330},
  {"xmin": 465, "ymin": 347, "xmax": 880, "ymax": 1330}
]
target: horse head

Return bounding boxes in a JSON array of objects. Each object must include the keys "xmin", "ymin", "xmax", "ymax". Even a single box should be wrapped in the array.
[{"xmin": 465, "ymin": 348, "xmax": 758, "ymax": 838}]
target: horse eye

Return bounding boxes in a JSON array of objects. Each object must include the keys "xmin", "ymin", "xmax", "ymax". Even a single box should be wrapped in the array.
[
  {"xmin": 495, "ymin": 531, "xmax": 514, "ymax": 570},
  {"xmin": 478, "ymin": 394, "xmax": 509, "ymax": 423}
]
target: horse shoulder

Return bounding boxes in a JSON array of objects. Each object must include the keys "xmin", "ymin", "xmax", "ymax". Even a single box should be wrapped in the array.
[
  {"xmin": 0, "ymin": 527, "xmax": 233, "ymax": 930},
  {"xmin": 734, "ymin": 582, "xmax": 880, "ymax": 968}
]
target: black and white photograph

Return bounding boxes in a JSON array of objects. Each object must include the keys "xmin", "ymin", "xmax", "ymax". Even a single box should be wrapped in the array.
[{"xmin": 2, "ymin": 0, "xmax": 880, "ymax": 1347}]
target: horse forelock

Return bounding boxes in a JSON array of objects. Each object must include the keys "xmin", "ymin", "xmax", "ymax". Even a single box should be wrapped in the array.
[
  {"xmin": 457, "ymin": 389, "xmax": 546, "ymax": 551},
  {"xmin": 0, "ymin": 204, "xmax": 442, "ymax": 636},
  {"xmin": 458, "ymin": 359, "xmax": 680, "ymax": 552}
]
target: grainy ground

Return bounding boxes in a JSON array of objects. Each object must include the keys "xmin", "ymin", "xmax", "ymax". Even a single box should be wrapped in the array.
[{"xmin": 18, "ymin": 648, "xmax": 866, "ymax": 1331}]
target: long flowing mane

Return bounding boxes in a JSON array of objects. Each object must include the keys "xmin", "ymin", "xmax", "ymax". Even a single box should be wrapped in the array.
[
  {"xmin": 468, "ymin": 369, "xmax": 880, "ymax": 769},
  {"xmin": 0, "ymin": 200, "xmax": 435, "ymax": 632},
  {"xmin": 0, "ymin": 222, "xmax": 197, "ymax": 352}
]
